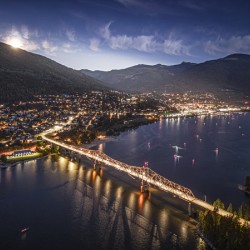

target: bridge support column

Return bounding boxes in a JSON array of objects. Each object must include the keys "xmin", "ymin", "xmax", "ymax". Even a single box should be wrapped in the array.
[
  {"xmin": 140, "ymin": 180, "xmax": 149, "ymax": 195},
  {"xmin": 140, "ymin": 184, "xmax": 144, "ymax": 193},
  {"xmin": 140, "ymin": 179, "xmax": 144, "ymax": 193},
  {"xmin": 98, "ymin": 165, "xmax": 102, "ymax": 177},
  {"xmin": 93, "ymin": 160, "xmax": 102, "ymax": 171},
  {"xmin": 188, "ymin": 202, "xmax": 192, "ymax": 216}
]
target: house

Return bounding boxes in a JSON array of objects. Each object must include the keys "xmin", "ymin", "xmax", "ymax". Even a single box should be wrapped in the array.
[{"xmin": 10, "ymin": 150, "xmax": 34, "ymax": 158}]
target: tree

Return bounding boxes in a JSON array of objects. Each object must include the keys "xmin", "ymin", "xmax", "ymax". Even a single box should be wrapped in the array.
[
  {"xmin": 227, "ymin": 203, "xmax": 233, "ymax": 213},
  {"xmin": 37, "ymin": 135, "xmax": 43, "ymax": 141},
  {"xmin": 213, "ymin": 198, "xmax": 225, "ymax": 210},
  {"xmin": 0, "ymin": 154, "xmax": 7, "ymax": 163},
  {"xmin": 238, "ymin": 205, "xmax": 243, "ymax": 218},
  {"xmin": 51, "ymin": 145, "xmax": 59, "ymax": 153},
  {"xmin": 198, "ymin": 208, "xmax": 250, "ymax": 249}
]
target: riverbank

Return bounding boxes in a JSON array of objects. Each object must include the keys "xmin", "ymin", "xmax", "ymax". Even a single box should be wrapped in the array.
[
  {"xmin": 79, "ymin": 136, "xmax": 118, "ymax": 149},
  {"xmin": 0, "ymin": 154, "xmax": 50, "ymax": 169},
  {"xmin": 76, "ymin": 111, "xmax": 248, "ymax": 150},
  {"xmin": 197, "ymin": 226, "xmax": 216, "ymax": 250}
]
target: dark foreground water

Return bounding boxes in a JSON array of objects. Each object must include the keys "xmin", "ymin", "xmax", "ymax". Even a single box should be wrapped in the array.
[
  {"xmin": 0, "ymin": 157, "xmax": 201, "ymax": 250},
  {"xmin": 1, "ymin": 113, "xmax": 250, "ymax": 249}
]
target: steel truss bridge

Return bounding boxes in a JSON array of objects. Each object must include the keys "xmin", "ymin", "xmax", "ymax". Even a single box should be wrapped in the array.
[{"xmin": 41, "ymin": 134, "xmax": 249, "ymax": 224}]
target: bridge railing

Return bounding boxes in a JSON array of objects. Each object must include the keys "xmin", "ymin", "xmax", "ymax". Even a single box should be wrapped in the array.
[
  {"xmin": 43, "ymin": 135, "xmax": 195, "ymax": 200},
  {"xmin": 83, "ymin": 148, "xmax": 196, "ymax": 200},
  {"xmin": 42, "ymin": 134, "xmax": 250, "ymax": 225}
]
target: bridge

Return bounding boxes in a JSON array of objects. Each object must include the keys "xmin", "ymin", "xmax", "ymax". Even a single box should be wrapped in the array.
[{"xmin": 41, "ymin": 130, "xmax": 249, "ymax": 225}]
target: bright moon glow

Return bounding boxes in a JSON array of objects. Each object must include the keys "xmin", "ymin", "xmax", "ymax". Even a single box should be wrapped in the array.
[{"xmin": 9, "ymin": 38, "xmax": 22, "ymax": 48}]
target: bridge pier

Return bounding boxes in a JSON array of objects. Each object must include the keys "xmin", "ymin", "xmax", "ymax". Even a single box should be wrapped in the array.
[
  {"xmin": 93, "ymin": 160, "xmax": 102, "ymax": 171},
  {"xmin": 140, "ymin": 180, "xmax": 149, "ymax": 195},
  {"xmin": 188, "ymin": 202, "xmax": 192, "ymax": 216},
  {"xmin": 43, "ymin": 137, "xmax": 249, "ymax": 224},
  {"xmin": 72, "ymin": 152, "xmax": 78, "ymax": 162},
  {"xmin": 140, "ymin": 184, "xmax": 144, "ymax": 193}
]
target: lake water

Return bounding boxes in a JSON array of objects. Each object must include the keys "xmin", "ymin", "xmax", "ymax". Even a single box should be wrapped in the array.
[
  {"xmin": 100, "ymin": 113, "xmax": 250, "ymax": 208},
  {"xmin": 1, "ymin": 113, "xmax": 250, "ymax": 249}
]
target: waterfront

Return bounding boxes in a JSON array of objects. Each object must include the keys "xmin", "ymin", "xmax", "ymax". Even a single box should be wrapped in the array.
[
  {"xmin": 1, "ymin": 113, "xmax": 250, "ymax": 249},
  {"xmin": 98, "ymin": 113, "xmax": 250, "ymax": 208},
  {"xmin": 0, "ymin": 156, "xmax": 201, "ymax": 250}
]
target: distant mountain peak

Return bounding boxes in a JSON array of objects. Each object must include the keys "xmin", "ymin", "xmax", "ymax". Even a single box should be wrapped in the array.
[
  {"xmin": 179, "ymin": 61, "xmax": 195, "ymax": 65},
  {"xmin": 81, "ymin": 53, "xmax": 250, "ymax": 94},
  {"xmin": 224, "ymin": 53, "xmax": 250, "ymax": 60}
]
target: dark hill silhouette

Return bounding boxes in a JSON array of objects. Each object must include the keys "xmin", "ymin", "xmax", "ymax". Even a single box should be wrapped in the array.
[
  {"xmin": 81, "ymin": 62, "xmax": 195, "ymax": 92},
  {"xmin": 0, "ymin": 42, "xmax": 108, "ymax": 103},
  {"xmin": 81, "ymin": 54, "xmax": 250, "ymax": 94},
  {"xmin": 178, "ymin": 54, "xmax": 250, "ymax": 91}
]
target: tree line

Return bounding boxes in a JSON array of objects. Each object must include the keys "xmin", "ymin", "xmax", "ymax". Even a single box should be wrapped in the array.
[{"xmin": 198, "ymin": 198, "xmax": 250, "ymax": 249}]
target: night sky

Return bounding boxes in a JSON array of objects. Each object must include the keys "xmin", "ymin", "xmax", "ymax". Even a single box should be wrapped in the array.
[{"xmin": 1, "ymin": 0, "xmax": 250, "ymax": 70}]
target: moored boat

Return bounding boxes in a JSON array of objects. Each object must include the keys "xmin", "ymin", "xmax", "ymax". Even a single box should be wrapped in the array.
[{"xmin": 21, "ymin": 227, "xmax": 29, "ymax": 233}]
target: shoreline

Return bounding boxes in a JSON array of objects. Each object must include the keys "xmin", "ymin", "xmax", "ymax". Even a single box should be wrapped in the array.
[
  {"xmin": 0, "ymin": 152, "xmax": 202, "ymax": 248},
  {"xmin": 76, "ymin": 110, "xmax": 249, "ymax": 150},
  {"xmin": 79, "ymin": 136, "xmax": 118, "ymax": 149},
  {"xmin": 0, "ymin": 150, "xmax": 211, "ymax": 249},
  {"xmin": 196, "ymin": 226, "xmax": 216, "ymax": 250},
  {"xmin": 0, "ymin": 154, "xmax": 51, "ymax": 169}
]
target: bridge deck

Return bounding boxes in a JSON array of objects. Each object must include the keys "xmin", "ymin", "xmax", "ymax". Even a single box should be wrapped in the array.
[{"xmin": 42, "ymin": 134, "xmax": 249, "ymax": 225}]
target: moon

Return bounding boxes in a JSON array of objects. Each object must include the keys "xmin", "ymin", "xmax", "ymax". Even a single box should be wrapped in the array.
[{"xmin": 9, "ymin": 38, "xmax": 22, "ymax": 48}]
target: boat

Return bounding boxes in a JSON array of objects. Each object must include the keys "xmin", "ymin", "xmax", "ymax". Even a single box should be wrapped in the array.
[{"xmin": 21, "ymin": 227, "xmax": 29, "ymax": 233}]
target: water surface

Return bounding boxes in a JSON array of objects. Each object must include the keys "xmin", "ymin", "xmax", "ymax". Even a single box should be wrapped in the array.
[
  {"xmin": 100, "ymin": 113, "xmax": 250, "ymax": 208},
  {"xmin": 0, "ymin": 156, "xmax": 202, "ymax": 249},
  {"xmin": 2, "ymin": 113, "xmax": 250, "ymax": 249}
]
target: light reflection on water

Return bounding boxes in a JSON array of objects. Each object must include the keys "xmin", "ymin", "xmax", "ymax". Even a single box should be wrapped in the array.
[
  {"xmin": 102, "ymin": 113, "xmax": 250, "ymax": 208},
  {"xmin": 0, "ymin": 155, "xmax": 200, "ymax": 249},
  {"xmin": 8, "ymin": 113, "xmax": 250, "ymax": 249}
]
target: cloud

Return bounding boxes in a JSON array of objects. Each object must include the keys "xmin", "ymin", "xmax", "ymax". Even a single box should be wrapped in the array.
[
  {"xmin": 20, "ymin": 25, "xmax": 40, "ymax": 39},
  {"xmin": 116, "ymin": 0, "xmax": 203, "ymax": 11},
  {"xmin": 163, "ymin": 35, "xmax": 190, "ymax": 55},
  {"xmin": 24, "ymin": 40, "xmax": 40, "ymax": 51},
  {"xmin": 21, "ymin": 25, "xmax": 30, "ymax": 39},
  {"xmin": 89, "ymin": 38, "xmax": 100, "ymax": 51},
  {"xmin": 42, "ymin": 40, "xmax": 58, "ymax": 54},
  {"xmin": 115, "ymin": 0, "xmax": 165, "ymax": 16},
  {"xmin": 62, "ymin": 43, "xmax": 72, "ymax": 53},
  {"xmin": 115, "ymin": 0, "xmax": 186, "ymax": 16},
  {"xmin": 204, "ymin": 35, "xmax": 250, "ymax": 54},
  {"xmin": 109, "ymin": 34, "xmax": 155, "ymax": 52},
  {"xmin": 177, "ymin": 0, "xmax": 204, "ymax": 11},
  {"xmin": 115, "ymin": 0, "xmax": 145, "ymax": 7},
  {"xmin": 1, "ymin": 26, "xmax": 40, "ymax": 51},
  {"xmin": 100, "ymin": 22, "xmax": 190, "ymax": 55},
  {"xmin": 0, "ymin": 25, "xmax": 86, "ymax": 58},
  {"xmin": 66, "ymin": 30, "xmax": 75, "ymax": 42},
  {"xmin": 100, "ymin": 22, "xmax": 111, "ymax": 40}
]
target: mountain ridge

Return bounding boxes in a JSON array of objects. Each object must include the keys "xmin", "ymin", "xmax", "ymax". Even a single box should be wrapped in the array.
[
  {"xmin": 81, "ymin": 62, "xmax": 195, "ymax": 92},
  {"xmin": 0, "ymin": 42, "xmax": 109, "ymax": 103},
  {"xmin": 81, "ymin": 54, "xmax": 250, "ymax": 93}
]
